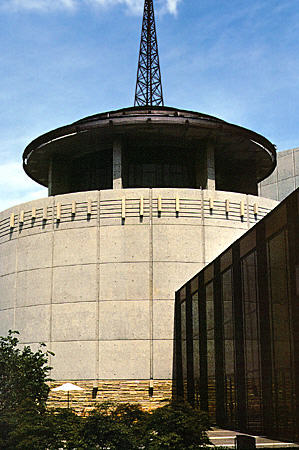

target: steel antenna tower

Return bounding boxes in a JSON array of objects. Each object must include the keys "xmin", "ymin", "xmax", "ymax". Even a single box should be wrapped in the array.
[{"xmin": 134, "ymin": 0, "xmax": 164, "ymax": 106}]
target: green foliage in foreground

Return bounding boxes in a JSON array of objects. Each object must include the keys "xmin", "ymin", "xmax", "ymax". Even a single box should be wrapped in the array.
[
  {"xmin": 0, "ymin": 331, "xmax": 211, "ymax": 449},
  {"xmin": 0, "ymin": 330, "xmax": 53, "ymax": 416},
  {"xmin": 1, "ymin": 402, "xmax": 211, "ymax": 450}
]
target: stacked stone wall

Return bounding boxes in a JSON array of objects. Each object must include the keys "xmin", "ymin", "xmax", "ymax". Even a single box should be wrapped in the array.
[{"xmin": 48, "ymin": 380, "xmax": 173, "ymax": 413}]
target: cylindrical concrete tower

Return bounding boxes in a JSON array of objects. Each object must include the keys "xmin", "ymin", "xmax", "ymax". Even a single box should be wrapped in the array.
[
  {"xmin": 0, "ymin": 105, "xmax": 278, "ymax": 409},
  {"xmin": 0, "ymin": 0, "xmax": 279, "ymax": 410}
]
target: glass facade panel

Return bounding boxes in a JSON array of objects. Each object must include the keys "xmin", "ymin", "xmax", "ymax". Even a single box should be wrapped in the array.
[
  {"xmin": 192, "ymin": 292, "xmax": 200, "ymax": 406},
  {"xmin": 267, "ymin": 230, "xmax": 294, "ymax": 436},
  {"xmin": 222, "ymin": 269, "xmax": 236, "ymax": 425},
  {"xmin": 180, "ymin": 286, "xmax": 186, "ymax": 301},
  {"xmin": 240, "ymin": 229, "xmax": 256, "ymax": 258},
  {"xmin": 204, "ymin": 264, "xmax": 214, "ymax": 284},
  {"xmin": 71, "ymin": 150, "xmax": 112, "ymax": 192},
  {"xmin": 125, "ymin": 146, "xmax": 195, "ymax": 188},
  {"xmin": 191, "ymin": 276, "xmax": 198, "ymax": 294},
  {"xmin": 206, "ymin": 282, "xmax": 216, "ymax": 420},
  {"xmin": 181, "ymin": 301, "xmax": 187, "ymax": 399},
  {"xmin": 175, "ymin": 188, "xmax": 299, "ymax": 441},
  {"xmin": 220, "ymin": 249, "xmax": 232, "ymax": 272},
  {"xmin": 241, "ymin": 251, "xmax": 262, "ymax": 433}
]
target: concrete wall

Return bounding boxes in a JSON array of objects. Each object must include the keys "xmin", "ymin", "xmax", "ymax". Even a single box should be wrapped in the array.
[
  {"xmin": 259, "ymin": 147, "xmax": 299, "ymax": 201},
  {"xmin": 0, "ymin": 188, "xmax": 277, "ymax": 407}
]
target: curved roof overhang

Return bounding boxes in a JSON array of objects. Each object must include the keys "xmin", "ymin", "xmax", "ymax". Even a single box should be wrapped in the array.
[{"xmin": 23, "ymin": 106, "xmax": 277, "ymax": 188}]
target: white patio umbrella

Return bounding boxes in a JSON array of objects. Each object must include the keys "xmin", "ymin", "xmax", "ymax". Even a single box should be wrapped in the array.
[{"xmin": 51, "ymin": 382, "xmax": 83, "ymax": 408}]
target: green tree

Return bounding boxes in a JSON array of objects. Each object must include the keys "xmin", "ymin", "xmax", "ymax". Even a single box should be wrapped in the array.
[
  {"xmin": 80, "ymin": 401, "xmax": 211, "ymax": 450},
  {"xmin": 0, "ymin": 330, "xmax": 53, "ymax": 449},
  {"xmin": 0, "ymin": 331, "xmax": 211, "ymax": 450},
  {"xmin": 0, "ymin": 330, "xmax": 52, "ymax": 414},
  {"xmin": 144, "ymin": 401, "xmax": 211, "ymax": 449},
  {"xmin": 1, "ymin": 406, "xmax": 83, "ymax": 450},
  {"xmin": 78, "ymin": 402, "xmax": 146, "ymax": 449}
]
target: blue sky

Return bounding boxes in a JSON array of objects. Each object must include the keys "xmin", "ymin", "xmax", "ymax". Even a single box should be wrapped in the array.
[{"xmin": 0, "ymin": 0, "xmax": 298, "ymax": 210}]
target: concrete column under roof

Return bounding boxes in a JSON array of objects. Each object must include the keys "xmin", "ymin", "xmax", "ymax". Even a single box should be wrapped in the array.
[
  {"xmin": 206, "ymin": 142, "xmax": 216, "ymax": 191},
  {"xmin": 113, "ymin": 138, "xmax": 123, "ymax": 189},
  {"xmin": 48, "ymin": 157, "xmax": 70, "ymax": 196},
  {"xmin": 195, "ymin": 147, "xmax": 204, "ymax": 189},
  {"xmin": 48, "ymin": 159, "xmax": 53, "ymax": 196}
]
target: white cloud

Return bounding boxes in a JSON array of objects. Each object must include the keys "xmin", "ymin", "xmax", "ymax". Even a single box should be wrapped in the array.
[
  {"xmin": 84, "ymin": 0, "xmax": 143, "ymax": 14},
  {"xmin": 87, "ymin": 0, "xmax": 181, "ymax": 15},
  {"xmin": 165, "ymin": 0, "xmax": 181, "ymax": 15},
  {"xmin": 2, "ymin": 0, "xmax": 77, "ymax": 12},
  {"xmin": 1, "ymin": 0, "xmax": 181, "ymax": 15}
]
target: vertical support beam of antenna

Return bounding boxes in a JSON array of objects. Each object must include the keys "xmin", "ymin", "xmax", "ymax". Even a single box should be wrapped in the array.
[
  {"xmin": 113, "ymin": 138, "xmax": 122, "ymax": 190},
  {"xmin": 134, "ymin": 0, "xmax": 164, "ymax": 106},
  {"xmin": 206, "ymin": 142, "xmax": 216, "ymax": 191}
]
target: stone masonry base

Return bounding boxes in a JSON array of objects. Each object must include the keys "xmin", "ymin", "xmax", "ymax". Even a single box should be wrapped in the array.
[{"xmin": 48, "ymin": 380, "xmax": 173, "ymax": 414}]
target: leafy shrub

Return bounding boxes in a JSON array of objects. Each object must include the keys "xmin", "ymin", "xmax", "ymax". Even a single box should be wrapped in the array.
[
  {"xmin": 143, "ymin": 401, "xmax": 211, "ymax": 449},
  {"xmin": 0, "ymin": 330, "xmax": 52, "ymax": 415},
  {"xmin": 0, "ymin": 331, "xmax": 211, "ymax": 449}
]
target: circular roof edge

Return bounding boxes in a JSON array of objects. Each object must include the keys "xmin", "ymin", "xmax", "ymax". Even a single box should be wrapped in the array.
[{"xmin": 23, "ymin": 105, "xmax": 277, "ymax": 188}]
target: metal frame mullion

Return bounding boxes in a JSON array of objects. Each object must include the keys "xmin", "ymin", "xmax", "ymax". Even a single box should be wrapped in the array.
[
  {"xmin": 256, "ymin": 221, "xmax": 273, "ymax": 435},
  {"xmin": 199, "ymin": 272, "xmax": 208, "ymax": 411},
  {"xmin": 232, "ymin": 243, "xmax": 247, "ymax": 431},
  {"xmin": 286, "ymin": 190, "xmax": 299, "ymax": 440},
  {"xmin": 186, "ymin": 282, "xmax": 195, "ymax": 404},
  {"xmin": 214, "ymin": 259, "xmax": 226, "ymax": 426}
]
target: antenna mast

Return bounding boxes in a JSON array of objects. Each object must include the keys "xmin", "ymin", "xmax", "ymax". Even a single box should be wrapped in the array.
[{"xmin": 134, "ymin": 0, "xmax": 164, "ymax": 106}]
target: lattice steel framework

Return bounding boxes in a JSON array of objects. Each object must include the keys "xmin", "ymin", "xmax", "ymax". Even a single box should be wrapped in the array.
[{"xmin": 134, "ymin": 0, "xmax": 164, "ymax": 106}]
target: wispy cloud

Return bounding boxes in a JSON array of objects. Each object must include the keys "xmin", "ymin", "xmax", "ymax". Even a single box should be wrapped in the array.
[
  {"xmin": 1, "ymin": 0, "xmax": 181, "ymax": 15},
  {"xmin": 85, "ymin": 0, "xmax": 143, "ymax": 14},
  {"xmin": 2, "ymin": 0, "xmax": 77, "ymax": 12},
  {"xmin": 163, "ymin": 0, "xmax": 181, "ymax": 15}
]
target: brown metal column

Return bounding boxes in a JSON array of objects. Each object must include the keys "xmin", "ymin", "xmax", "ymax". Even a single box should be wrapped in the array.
[
  {"xmin": 174, "ymin": 291, "xmax": 184, "ymax": 401},
  {"xmin": 286, "ymin": 190, "xmax": 299, "ymax": 441},
  {"xmin": 214, "ymin": 259, "xmax": 225, "ymax": 426},
  {"xmin": 256, "ymin": 221, "xmax": 273, "ymax": 435},
  {"xmin": 232, "ymin": 244, "xmax": 247, "ymax": 431},
  {"xmin": 186, "ymin": 283, "xmax": 195, "ymax": 405},
  {"xmin": 199, "ymin": 272, "xmax": 208, "ymax": 411}
]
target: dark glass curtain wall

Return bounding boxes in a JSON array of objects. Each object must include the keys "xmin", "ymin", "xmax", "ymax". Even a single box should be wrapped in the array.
[{"xmin": 174, "ymin": 188, "xmax": 299, "ymax": 442}]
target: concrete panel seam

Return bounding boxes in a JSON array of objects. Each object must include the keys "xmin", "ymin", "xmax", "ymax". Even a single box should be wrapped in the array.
[
  {"xmin": 13, "ymin": 218, "xmax": 19, "ymax": 331},
  {"xmin": 149, "ymin": 188, "xmax": 154, "ymax": 380},
  {"xmin": 14, "ymin": 302, "xmax": 62, "ymax": 309},
  {"xmin": 46, "ymin": 300, "xmax": 99, "ymax": 307},
  {"xmin": 201, "ymin": 189, "xmax": 206, "ymax": 265},
  {"xmin": 98, "ymin": 298, "xmax": 175, "ymax": 302},
  {"xmin": 99, "ymin": 339, "xmax": 152, "ymax": 342},
  {"xmin": 0, "ymin": 306, "xmax": 15, "ymax": 312},
  {"xmin": 98, "ymin": 260, "xmax": 204, "ymax": 264},
  {"xmin": 19, "ymin": 339, "xmax": 100, "ymax": 344},
  {"xmin": 49, "ymin": 196, "xmax": 55, "ymax": 355},
  {"xmin": 0, "ymin": 271, "xmax": 16, "ymax": 278},
  {"xmin": 96, "ymin": 190, "xmax": 101, "ymax": 381},
  {"xmin": 14, "ymin": 263, "xmax": 98, "ymax": 272}
]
